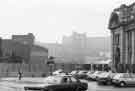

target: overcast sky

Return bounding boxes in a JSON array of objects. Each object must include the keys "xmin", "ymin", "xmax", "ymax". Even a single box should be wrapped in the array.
[{"xmin": 0, "ymin": 0, "xmax": 134, "ymax": 43}]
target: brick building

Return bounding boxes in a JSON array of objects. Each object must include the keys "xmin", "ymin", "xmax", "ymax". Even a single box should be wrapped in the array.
[
  {"xmin": 2, "ymin": 39, "xmax": 31, "ymax": 63},
  {"xmin": 0, "ymin": 33, "xmax": 48, "ymax": 77},
  {"xmin": 108, "ymin": 3, "xmax": 135, "ymax": 72}
]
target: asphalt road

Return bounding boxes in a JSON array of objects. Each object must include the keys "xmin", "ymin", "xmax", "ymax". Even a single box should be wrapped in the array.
[
  {"xmin": 88, "ymin": 81, "xmax": 135, "ymax": 91},
  {"xmin": 0, "ymin": 78, "xmax": 135, "ymax": 91}
]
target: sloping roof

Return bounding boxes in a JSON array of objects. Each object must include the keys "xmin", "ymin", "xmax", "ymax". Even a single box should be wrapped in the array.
[{"xmin": 32, "ymin": 45, "xmax": 48, "ymax": 52}]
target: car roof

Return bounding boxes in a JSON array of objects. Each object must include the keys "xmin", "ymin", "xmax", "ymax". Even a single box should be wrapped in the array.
[{"xmin": 53, "ymin": 74, "xmax": 72, "ymax": 77}]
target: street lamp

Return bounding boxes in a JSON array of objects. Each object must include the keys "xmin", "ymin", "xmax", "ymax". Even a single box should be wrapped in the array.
[{"xmin": 47, "ymin": 56, "xmax": 55, "ymax": 76}]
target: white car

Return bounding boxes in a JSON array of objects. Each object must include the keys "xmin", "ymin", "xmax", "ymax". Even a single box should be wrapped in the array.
[
  {"xmin": 70, "ymin": 70, "xmax": 78, "ymax": 75},
  {"xmin": 77, "ymin": 70, "xmax": 88, "ymax": 75},
  {"xmin": 52, "ymin": 69, "xmax": 65, "ymax": 75},
  {"xmin": 90, "ymin": 71, "xmax": 103, "ymax": 80},
  {"xmin": 112, "ymin": 73, "xmax": 135, "ymax": 87},
  {"xmin": 86, "ymin": 71, "xmax": 95, "ymax": 80}
]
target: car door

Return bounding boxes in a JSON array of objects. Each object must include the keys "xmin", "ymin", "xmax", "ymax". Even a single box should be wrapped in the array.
[
  {"xmin": 129, "ymin": 74, "xmax": 135, "ymax": 86},
  {"xmin": 124, "ymin": 74, "xmax": 133, "ymax": 85},
  {"xmin": 58, "ymin": 77, "xmax": 72, "ymax": 91},
  {"xmin": 69, "ymin": 77, "xmax": 81, "ymax": 91},
  {"xmin": 46, "ymin": 76, "xmax": 70, "ymax": 91}
]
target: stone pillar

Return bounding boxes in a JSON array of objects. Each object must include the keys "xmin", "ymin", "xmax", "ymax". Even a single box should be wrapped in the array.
[
  {"xmin": 120, "ymin": 28, "xmax": 126, "ymax": 72},
  {"xmin": 131, "ymin": 31, "xmax": 135, "ymax": 64},
  {"xmin": 120, "ymin": 28, "xmax": 125, "ymax": 64},
  {"xmin": 125, "ymin": 32, "xmax": 128, "ymax": 72},
  {"xmin": 111, "ymin": 32, "xmax": 115, "ymax": 71},
  {"xmin": 132, "ymin": 31, "xmax": 135, "ymax": 72},
  {"xmin": 91, "ymin": 64, "xmax": 93, "ymax": 71}
]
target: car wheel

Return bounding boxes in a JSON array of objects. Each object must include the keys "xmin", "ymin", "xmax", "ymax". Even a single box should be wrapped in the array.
[
  {"xmin": 48, "ymin": 88, "xmax": 54, "ymax": 91},
  {"xmin": 119, "ymin": 82, "xmax": 125, "ymax": 87},
  {"xmin": 76, "ymin": 87, "xmax": 82, "ymax": 91},
  {"xmin": 106, "ymin": 81, "xmax": 111, "ymax": 85}
]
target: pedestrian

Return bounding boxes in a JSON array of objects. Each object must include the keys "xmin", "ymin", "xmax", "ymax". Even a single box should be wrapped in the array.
[{"xmin": 18, "ymin": 71, "xmax": 22, "ymax": 80}]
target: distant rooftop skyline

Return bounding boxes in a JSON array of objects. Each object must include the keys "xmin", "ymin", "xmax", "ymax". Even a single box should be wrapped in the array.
[{"xmin": 0, "ymin": 0, "xmax": 134, "ymax": 43}]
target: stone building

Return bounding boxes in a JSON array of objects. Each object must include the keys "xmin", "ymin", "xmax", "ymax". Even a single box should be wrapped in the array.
[
  {"xmin": 12, "ymin": 33, "xmax": 35, "ymax": 46},
  {"xmin": 108, "ymin": 3, "xmax": 135, "ymax": 72},
  {"xmin": 2, "ymin": 39, "xmax": 31, "ymax": 63},
  {"xmin": 0, "ymin": 33, "xmax": 48, "ymax": 77},
  {"xmin": 0, "ymin": 38, "xmax": 2, "ymax": 57}
]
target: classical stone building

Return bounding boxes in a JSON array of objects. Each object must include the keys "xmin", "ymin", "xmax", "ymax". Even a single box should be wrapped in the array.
[{"xmin": 108, "ymin": 3, "xmax": 135, "ymax": 72}]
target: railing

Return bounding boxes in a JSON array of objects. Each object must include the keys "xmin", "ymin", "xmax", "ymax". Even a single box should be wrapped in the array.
[{"xmin": 0, "ymin": 72, "xmax": 49, "ymax": 77}]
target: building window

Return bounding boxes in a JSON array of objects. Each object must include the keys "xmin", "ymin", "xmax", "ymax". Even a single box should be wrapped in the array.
[{"xmin": 114, "ymin": 34, "xmax": 120, "ymax": 46}]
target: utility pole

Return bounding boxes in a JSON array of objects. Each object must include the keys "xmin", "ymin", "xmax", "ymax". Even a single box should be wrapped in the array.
[{"xmin": 47, "ymin": 56, "xmax": 55, "ymax": 76}]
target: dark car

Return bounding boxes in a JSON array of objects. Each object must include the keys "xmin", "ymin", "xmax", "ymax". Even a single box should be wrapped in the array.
[
  {"xmin": 24, "ymin": 75, "xmax": 88, "ymax": 91},
  {"xmin": 97, "ymin": 72, "xmax": 116, "ymax": 85}
]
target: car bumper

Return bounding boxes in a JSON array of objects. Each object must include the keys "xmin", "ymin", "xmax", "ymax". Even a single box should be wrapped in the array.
[
  {"xmin": 97, "ymin": 78, "xmax": 107, "ymax": 82},
  {"xmin": 98, "ymin": 79, "xmax": 106, "ymax": 82},
  {"xmin": 24, "ymin": 87, "xmax": 45, "ymax": 90},
  {"xmin": 112, "ymin": 79, "xmax": 120, "ymax": 85},
  {"xmin": 75, "ymin": 75, "xmax": 87, "ymax": 79},
  {"xmin": 86, "ymin": 77, "xmax": 92, "ymax": 80}
]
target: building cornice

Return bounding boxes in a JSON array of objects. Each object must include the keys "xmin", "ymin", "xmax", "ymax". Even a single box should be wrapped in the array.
[{"xmin": 108, "ymin": 3, "xmax": 135, "ymax": 31}]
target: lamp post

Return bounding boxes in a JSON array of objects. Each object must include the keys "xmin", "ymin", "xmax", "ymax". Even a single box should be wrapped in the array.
[{"xmin": 47, "ymin": 56, "xmax": 55, "ymax": 76}]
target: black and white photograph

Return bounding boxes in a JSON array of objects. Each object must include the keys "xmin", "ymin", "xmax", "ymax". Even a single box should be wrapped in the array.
[{"xmin": 0, "ymin": 0, "xmax": 135, "ymax": 91}]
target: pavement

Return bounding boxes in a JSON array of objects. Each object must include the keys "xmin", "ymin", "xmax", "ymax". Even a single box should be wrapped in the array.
[
  {"xmin": 0, "ymin": 77, "xmax": 46, "ymax": 91},
  {"xmin": 0, "ymin": 77, "xmax": 135, "ymax": 91}
]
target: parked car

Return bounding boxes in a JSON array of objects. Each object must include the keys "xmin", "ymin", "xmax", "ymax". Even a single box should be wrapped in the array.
[
  {"xmin": 70, "ymin": 70, "xmax": 78, "ymax": 76},
  {"xmin": 90, "ymin": 71, "xmax": 103, "ymax": 81},
  {"xmin": 52, "ymin": 69, "xmax": 65, "ymax": 75},
  {"xmin": 76, "ymin": 70, "xmax": 88, "ymax": 79},
  {"xmin": 86, "ymin": 71, "xmax": 95, "ymax": 81},
  {"xmin": 24, "ymin": 75, "xmax": 88, "ymax": 91},
  {"xmin": 112, "ymin": 73, "xmax": 135, "ymax": 87},
  {"xmin": 97, "ymin": 72, "xmax": 116, "ymax": 85}
]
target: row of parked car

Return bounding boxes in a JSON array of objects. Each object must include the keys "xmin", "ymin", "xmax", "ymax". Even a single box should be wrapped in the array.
[
  {"xmin": 70, "ymin": 70, "xmax": 135, "ymax": 87},
  {"xmin": 24, "ymin": 69, "xmax": 88, "ymax": 91}
]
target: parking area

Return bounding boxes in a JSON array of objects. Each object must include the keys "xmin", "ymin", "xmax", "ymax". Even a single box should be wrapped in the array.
[
  {"xmin": 0, "ymin": 77, "xmax": 135, "ymax": 91},
  {"xmin": 87, "ymin": 80, "xmax": 135, "ymax": 91}
]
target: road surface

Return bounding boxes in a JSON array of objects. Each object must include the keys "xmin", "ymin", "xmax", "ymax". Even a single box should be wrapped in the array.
[{"xmin": 0, "ymin": 78, "xmax": 135, "ymax": 91}]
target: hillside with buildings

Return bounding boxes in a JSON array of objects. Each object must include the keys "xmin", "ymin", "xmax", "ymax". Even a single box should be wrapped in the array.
[{"xmin": 35, "ymin": 32, "xmax": 111, "ymax": 63}]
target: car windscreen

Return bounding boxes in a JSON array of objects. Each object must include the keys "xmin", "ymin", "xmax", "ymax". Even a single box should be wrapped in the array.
[
  {"xmin": 104, "ymin": 73, "xmax": 110, "ymax": 77},
  {"xmin": 97, "ymin": 71, "xmax": 103, "ymax": 75},
  {"xmin": 100, "ymin": 72, "xmax": 108, "ymax": 77},
  {"xmin": 87, "ymin": 71, "xmax": 94, "ymax": 74},
  {"xmin": 93, "ymin": 71, "xmax": 99, "ymax": 75},
  {"xmin": 78, "ymin": 71, "xmax": 86, "ymax": 74},
  {"xmin": 113, "ymin": 74, "xmax": 121, "ymax": 79},
  {"xmin": 71, "ymin": 71, "xmax": 77, "ymax": 74},
  {"xmin": 43, "ymin": 76, "xmax": 62, "ymax": 84}
]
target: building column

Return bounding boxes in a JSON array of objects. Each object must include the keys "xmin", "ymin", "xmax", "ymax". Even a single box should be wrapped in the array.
[
  {"xmin": 120, "ymin": 28, "xmax": 126, "ymax": 72},
  {"xmin": 111, "ymin": 31, "xmax": 118, "ymax": 72},
  {"xmin": 132, "ymin": 31, "xmax": 135, "ymax": 72},
  {"xmin": 91, "ymin": 64, "xmax": 93, "ymax": 71},
  {"xmin": 132, "ymin": 31, "xmax": 135, "ymax": 64},
  {"xmin": 111, "ymin": 31, "xmax": 115, "ymax": 72},
  {"xmin": 125, "ymin": 32, "xmax": 128, "ymax": 72}
]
